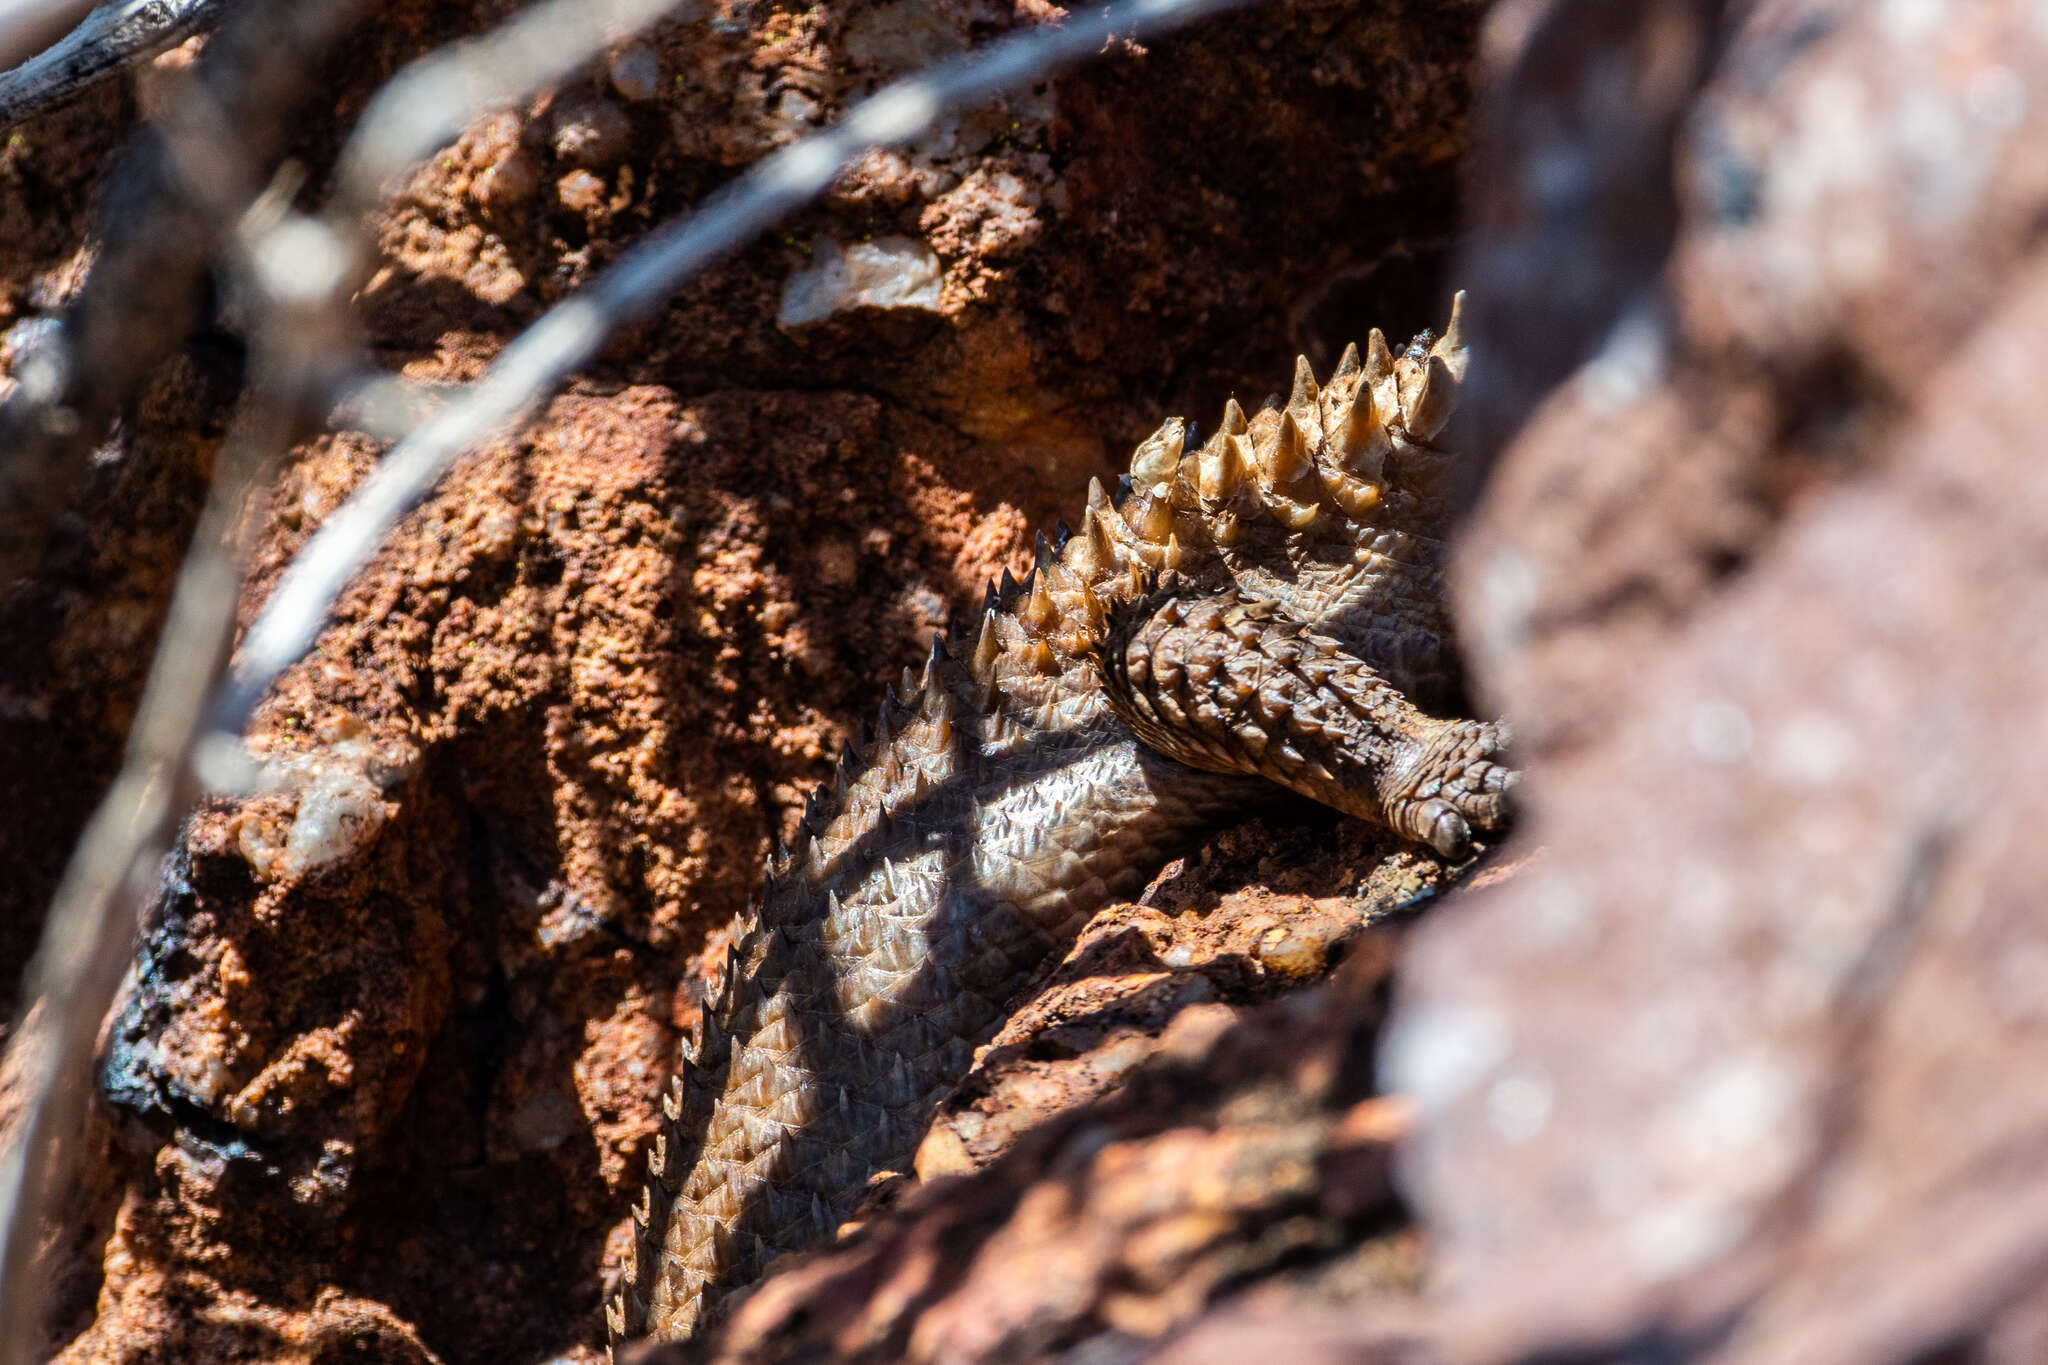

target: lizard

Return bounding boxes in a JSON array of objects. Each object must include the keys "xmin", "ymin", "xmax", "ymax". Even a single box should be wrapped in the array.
[{"xmin": 607, "ymin": 296, "xmax": 1513, "ymax": 1348}]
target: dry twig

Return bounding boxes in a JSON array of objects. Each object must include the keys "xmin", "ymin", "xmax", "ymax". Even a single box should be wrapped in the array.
[
  {"xmin": 0, "ymin": 0, "xmax": 228, "ymax": 129},
  {"xmin": 0, "ymin": 1, "xmax": 689, "ymax": 1356},
  {"xmin": 0, "ymin": 0, "xmax": 359, "ymax": 584}
]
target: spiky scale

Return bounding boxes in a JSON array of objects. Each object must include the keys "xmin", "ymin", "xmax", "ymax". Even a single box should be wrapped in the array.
[
  {"xmin": 972, "ymin": 612, "xmax": 1001, "ymax": 677},
  {"xmin": 1434, "ymin": 290, "xmax": 1468, "ymax": 369},
  {"xmin": 1023, "ymin": 575, "xmax": 1057, "ymax": 633},
  {"xmin": 1404, "ymin": 352, "xmax": 1458, "ymax": 441},
  {"xmin": 1065, "ymin": 508, "xmax": 1104, "ymax": 580},
  {"xmin": 1329, "ymin": 380, "xmax": 1390, "ymax": 488},
  {"xmin": 1266, "ymin": 408, "xmax": 1316, "ymax": 489},
  {"xmin": 1194, "ymin": 423, "xmax": 1248, "ymax": 501},
  {"xmin": 1329, "ymin": 343, "xmax": 1360, "ymax": 387},
  {"xmin": 1129, "ymin": 417, "xmax": 1185, "ymax": 487},
  {"xmin": 1365, "ymin": 328, "xmax": 1394, "ymax": 381},
  {"xmin": 612, "ymin": 302, "xmax": 1512, "ymax": 1350},
  {"xmin": 1124, "ymin": 483, "xmax": 1176, "ymax": 544},
  {"xmin": 1287, "ymin": 353, "xmax": 1319, "ymax": 414}
]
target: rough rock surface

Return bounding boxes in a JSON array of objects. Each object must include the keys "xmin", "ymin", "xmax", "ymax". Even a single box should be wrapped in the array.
[
  {"xmin": 1395, "ymin": 1, "xmax": 2048, "ymax": 1362},
  {"xmin": 0, "ymin": 0, "xmax": 1485, "ymax": 1361},
  {"xmin": 632, "ymin": 0, "xmax": 2048, "ymax": 1361},
  {"xmin": 674, "ymin": 824, "xmax": 1519, "ymax": 1365}
]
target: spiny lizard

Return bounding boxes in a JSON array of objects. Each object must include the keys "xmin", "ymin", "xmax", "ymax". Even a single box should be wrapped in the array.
[{"xmin": 607, "ymin": 297, "xmax": 1512, "ymax": 1347}]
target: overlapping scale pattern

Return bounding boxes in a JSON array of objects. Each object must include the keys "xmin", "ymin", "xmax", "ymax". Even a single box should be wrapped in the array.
[{"xmin": 610, "ymin": 298, "xmax": 1509, "ymax": 1347}]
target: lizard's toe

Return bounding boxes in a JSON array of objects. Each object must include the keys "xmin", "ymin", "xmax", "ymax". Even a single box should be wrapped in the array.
[
  {"xmin": 1444, "ymin": 722, "xmax": 1517, "ymax": 832},
  {"xmin": 1420, "ymin": 801, "xmax": 1473, "ymax": 859},
  {"xmin": 1453, "ymin": 760, "xmax": 1517, "ymax": 831},
  {"xmin": 1388, "ymin": 723, "xmax": 1519, "ymax": 855}
]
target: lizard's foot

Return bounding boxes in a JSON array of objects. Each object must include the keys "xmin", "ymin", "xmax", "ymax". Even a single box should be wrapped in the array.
[
  {"xmin": 1098, "ymin": 586, "xmax": 1518, "ymax": 857},
  {"xmin": 1387, "ymin": 720, "xmax": 1516, "ymax": 858}
]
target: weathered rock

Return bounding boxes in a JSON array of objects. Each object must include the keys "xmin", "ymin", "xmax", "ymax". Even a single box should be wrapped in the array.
[
  {"xmin": 1392, "ymin": 2, "xmax": 2048, "ymax": 1361},
  {"xmin": 698, "ymin": 867, "xmax": 1427, "ymax": 1364},
  {"xmin": 633, "ymin": 820, "xmax": 1523, "ymax": 1363}
]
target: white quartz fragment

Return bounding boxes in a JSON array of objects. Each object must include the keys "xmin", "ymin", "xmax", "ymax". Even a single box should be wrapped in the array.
[
  {"xmin": 236, "ymin": 719, "xmax": 419, "ymax": 882},
  {"xmin": 776, "ymin": 236, "xmax": 943, "ymax": 328}
]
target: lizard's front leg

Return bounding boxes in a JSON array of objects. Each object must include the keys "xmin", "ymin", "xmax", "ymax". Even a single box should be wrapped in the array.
[{"xmin": 1099, "ymin": 584, "xmax": 1515, "ymax": 857}]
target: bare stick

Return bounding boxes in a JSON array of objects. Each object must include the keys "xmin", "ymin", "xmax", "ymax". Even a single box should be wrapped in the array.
[
  {"xmin": 0, "ymin": 1, "xmax": 698, "ymax": 1352},
  {"xmin": 0, "ymin": 0, "xmax": 364, "ymax": 1352},
  {"xmin": 0, "ymin": 0, "xmax": 360, "ymax": 585},
  {"xmin": 217, "ymin": 0, "xmax": 1258, "ymax": 734},
  {"xmin": 0, "ymin": 161, "xmax": 384, "ymax": 1365},
  {"xmin": 0, "ymin": 0, "xmax": 228, "ymax": 129},
  {"xmin": 0, "ymin": 349, "xmax": 294, "ymax": 1365}
]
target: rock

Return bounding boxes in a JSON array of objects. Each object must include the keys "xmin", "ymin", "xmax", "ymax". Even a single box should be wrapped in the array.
[
  {"xmin": 551, "ymin": 99, "xmax": 633, "ymax": 169},
  {"xmin": 0, "ymin": 0, "xmax": 1494, "ymax": 1358},
  {"xmin": 475, "ymin": 146, "xmax": 540, "ymax": 211},
  {"xmin": 703, "ymin": 920, "xmax": 1424, "ymax": 1364},
  {"xmin": 556, "ymin": 168, "xmax": 607, "ymax": 214},
  {"xmin": 776, "ymin": 237, "xmax": 944, "ymax": 329},
  {"xmin": 1395, "ymin": 1, "xmax": 2048, "ymax": 1360},
  {"xmin": 607, "ymin": 44, "xmax": 661, "ymax": 104}
]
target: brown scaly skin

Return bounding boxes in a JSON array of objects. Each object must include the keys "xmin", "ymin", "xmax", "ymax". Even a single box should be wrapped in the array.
[
  {"xmin": 1102, "ymin": 585, "xmax": 1513, "ymax": 857},
  {"xmin": 608, "ymin": 296, "xmax": 1511, "ymax": 1348}
]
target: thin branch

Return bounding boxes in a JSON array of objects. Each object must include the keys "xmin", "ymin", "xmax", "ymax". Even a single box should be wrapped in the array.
[
  {"xmin": 0, "ymin": 0, "xmax": 366, "ymax": 1354},
  {"xmin": 217, "ymin": 0, "xmax": 1257, "ymax": 734},
  {"xmin": 0, "ymin": 146, "xmax": 382, "ymax": 1365},
  {"xmin": 0, "ymin": 0, "xmax": 360, "ymax": 585},
  {"xmin": 0, "ymin": 0, "xmax": 228, "ymax": 129},
  {"xmin": 0, "ymin": 317, "xmax": 296, "ymax": 1365},
  {"xmin": 0, "ymin": 0, "xmax": 695, "ymax": 1352}
]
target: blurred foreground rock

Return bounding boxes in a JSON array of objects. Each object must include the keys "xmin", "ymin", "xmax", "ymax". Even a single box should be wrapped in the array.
[{"xmin": 1398, "ymin": 0, "xmax": 2048, "ymax": 1362}]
